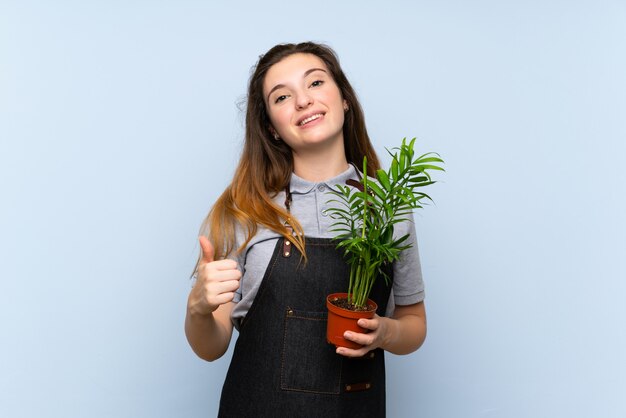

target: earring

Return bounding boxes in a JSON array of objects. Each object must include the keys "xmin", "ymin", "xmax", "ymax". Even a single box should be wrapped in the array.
[
  {"xmin": 343, "ymin": 104, "xmax": 349, "ymax": 112},
  {"xmin": 273, "ymin": 132, "xmax": 281, "ymax": 141}
]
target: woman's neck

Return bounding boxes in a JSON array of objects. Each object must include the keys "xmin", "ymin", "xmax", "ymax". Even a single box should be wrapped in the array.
[{"xmin": 291, "ymin": 139, "xmax": 349, "ymax": 182}]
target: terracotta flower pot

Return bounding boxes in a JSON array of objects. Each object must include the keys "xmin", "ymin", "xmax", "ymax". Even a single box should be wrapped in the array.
[{"xmin": 326, "ymin": 292, "xmax": 378, "ymax": 349}]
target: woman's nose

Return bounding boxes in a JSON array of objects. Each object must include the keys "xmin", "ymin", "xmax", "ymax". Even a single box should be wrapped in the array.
[{"xmin": 295, "ymin": 92, "xmax": 313, "ymax": 109}]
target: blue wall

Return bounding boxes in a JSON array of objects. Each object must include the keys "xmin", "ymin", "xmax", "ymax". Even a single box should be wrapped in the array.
[{"xmin": 1, "ymin": 1, "xmax": 625, "ymax": 417}]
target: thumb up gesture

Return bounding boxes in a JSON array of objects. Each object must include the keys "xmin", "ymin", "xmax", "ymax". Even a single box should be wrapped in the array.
[{"xmin": 187, "ymin": 236, "xmax": 242, "ymax": 316}]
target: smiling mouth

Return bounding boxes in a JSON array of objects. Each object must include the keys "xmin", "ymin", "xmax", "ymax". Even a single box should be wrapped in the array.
[{"xmin": 298, "ymin": 113, "xmax": 324, "ymax": 126}]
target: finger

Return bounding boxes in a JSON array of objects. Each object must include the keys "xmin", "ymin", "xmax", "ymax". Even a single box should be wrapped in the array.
[
  {"xmin": 207, "ymin": 269, "xmax": 242, "ymax": 282},
  {"xmin": 210, "ymin": 292, "xmax": 237, "ymax": 306},
  {"xmin": 208, "ymin": 259, "xmax": 239, "ymax": 271},
  {"xmin": 196, "ymin": 262, "xmax": 240, "ymax": 285},
  {"xmin": 199, "ymin": 236, "xmax": 215, "ymax": 263},
  {"xmin": 207, "ymin": 279, "xmax": 241, "ymax": 295},
  {"xmin": 357, "ymin": 317, "xmax": 379, "ymax": 331},
  {"xmin": 336, "ymin": 345, "xmax": 371, "ymax": 358},
  {"xmin": 343, "ymin": 330, "xmax": 374, "ymax": 347},
  {"xmin": 198, "ymin": 259, "xmax": 238, "ymax": 276}
]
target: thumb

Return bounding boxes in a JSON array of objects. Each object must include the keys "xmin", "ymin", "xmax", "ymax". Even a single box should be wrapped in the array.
[{"xmin": 198, "ymin": 236, "xmax": 215, "ymax": 263}]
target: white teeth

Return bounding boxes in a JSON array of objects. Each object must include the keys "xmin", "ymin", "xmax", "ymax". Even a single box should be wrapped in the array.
[{"xmin": 299, "ymin": 114, "xmax": 322, "ymax": 126}]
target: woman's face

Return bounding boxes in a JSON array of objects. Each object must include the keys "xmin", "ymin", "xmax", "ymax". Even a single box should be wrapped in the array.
[{"xmin": 263, "ymin": 53, "xmax": 347, "ymax": 153}]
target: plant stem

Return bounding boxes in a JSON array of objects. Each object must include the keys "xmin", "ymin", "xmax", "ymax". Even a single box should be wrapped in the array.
[{"xmin": 362, "ymin": 156, "xmax": 368, "ymax": 240}]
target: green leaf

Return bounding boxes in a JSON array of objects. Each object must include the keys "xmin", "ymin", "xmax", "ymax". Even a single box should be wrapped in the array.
[
  {"xmin": 376, "ymin": 169, "xmax": 391, "ymax": 191},
  {"xmin": 391, "ymin": 158, "xmax": 399, "ymax": 181},
  {"xmin": 415, "ymin": 156, "xmax": 445, "ymax": 164},
  {"xmin": 412, "ymin": 164, "xmax": 445, "ymax": 172},
  {"xmin": 391, "ymin": 233, "xmax": 410, "ymax": 248}
]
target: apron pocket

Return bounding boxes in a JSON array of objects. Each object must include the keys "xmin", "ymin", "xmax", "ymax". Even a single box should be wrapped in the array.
[{"xmin": 280, "ymin": 308, "xmax": 342, "ymax": 395}]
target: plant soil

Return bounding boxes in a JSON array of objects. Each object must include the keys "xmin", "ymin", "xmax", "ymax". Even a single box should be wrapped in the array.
[{"xmin": 329, "ymin": 296, "xmax": 374, "ymax": 312}]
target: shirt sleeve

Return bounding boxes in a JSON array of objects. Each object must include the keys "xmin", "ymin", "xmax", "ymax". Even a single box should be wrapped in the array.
[{"xmin": 391, "ymin": 211, "xmax": 425, "ymax": 307}]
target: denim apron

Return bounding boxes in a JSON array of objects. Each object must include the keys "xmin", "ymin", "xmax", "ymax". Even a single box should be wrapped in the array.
[{"xmin": 218, "ymin": 231, "xmax": 393, "ymax": 417}]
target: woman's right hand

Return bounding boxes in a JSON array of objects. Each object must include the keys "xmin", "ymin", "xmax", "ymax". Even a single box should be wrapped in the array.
[{"xmin": 187, "ymin": 236, "xmax": 241, "ymax": 316}]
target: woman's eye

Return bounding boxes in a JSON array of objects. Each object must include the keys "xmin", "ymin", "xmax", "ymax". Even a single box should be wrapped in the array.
[
  {"xmin": 274, "ymin": 95, "xmax": 288, "ymax": 104},
  {"xmin": 310, "ymin": 80, "xmax": 324, "ymax": 87}
]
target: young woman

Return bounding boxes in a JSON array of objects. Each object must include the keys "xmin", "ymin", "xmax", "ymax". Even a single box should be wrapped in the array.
[{"xmin": 185, "ymin": 42, "xmax": 427, "ymax": 417}]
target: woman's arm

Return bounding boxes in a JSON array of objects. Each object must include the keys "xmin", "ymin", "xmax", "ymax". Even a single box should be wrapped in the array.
[
  {"xmin": 185, "ymin": 301, "xmax": 235, "ymax": 361},
  {"xmin": 337, "ymin": 301, "xmax": 427, "ymax": 357},
  {"xmin": 184, "ymin": 237, "xmax": 240, "ymax": 361}
]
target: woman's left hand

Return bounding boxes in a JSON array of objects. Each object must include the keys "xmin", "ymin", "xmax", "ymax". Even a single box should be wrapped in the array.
[
  {"xmin": 338, "ymin": 302, "xmax": 427, "ymax": 357},
  {"xmin": 336, "ymin": 314, "xmax": 392, "ymax": 357}
]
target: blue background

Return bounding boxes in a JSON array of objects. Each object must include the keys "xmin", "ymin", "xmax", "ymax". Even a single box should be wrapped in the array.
[{"xmin": 1, "ymin": 1, "xmax": 625, "ymax": 417}]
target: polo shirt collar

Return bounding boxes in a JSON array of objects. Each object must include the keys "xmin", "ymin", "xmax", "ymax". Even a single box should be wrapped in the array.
[{"xmin": 289, "ymin": 164, "xmax": 358, "ymax": 194}]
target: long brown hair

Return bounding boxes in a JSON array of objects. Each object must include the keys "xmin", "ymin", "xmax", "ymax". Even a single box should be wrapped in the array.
[{"xmin": 199, "ymin": 42, "xmax": 382, "ymax": 262}]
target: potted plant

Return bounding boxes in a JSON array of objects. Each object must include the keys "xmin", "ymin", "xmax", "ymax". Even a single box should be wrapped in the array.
[{"xmin": 324, "ymin": 137, "xmax": 444, "ymax": 348}]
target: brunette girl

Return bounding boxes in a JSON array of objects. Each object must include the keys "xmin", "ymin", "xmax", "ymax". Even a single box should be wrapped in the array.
[{"xmin": 185, "ymin": 42, "xmax": 427, "ymax": 417}]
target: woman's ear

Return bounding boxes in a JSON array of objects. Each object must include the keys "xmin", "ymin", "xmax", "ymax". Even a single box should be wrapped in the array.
[
  {"xmin": 343, "ymin": 100, "xmax": 349, "ymax": 112},
  {"xmin": 268, "ymin": 125, "xmax": 280, "ymax": 141}
]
